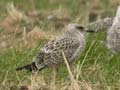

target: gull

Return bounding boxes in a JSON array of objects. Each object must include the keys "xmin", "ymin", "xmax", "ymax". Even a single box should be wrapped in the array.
[
  {"xmin": 16, "ymin": 23, "xmax": 94, "ymax": 72},
  {"xmin": 106, "ymin": 6, "xmax": 120, "ymax": 53}
]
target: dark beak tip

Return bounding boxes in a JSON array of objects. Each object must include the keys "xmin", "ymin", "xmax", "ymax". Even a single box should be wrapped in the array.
[{"xmin": 86, "ymin": 29, "xmax": 95, "ymax": 33}]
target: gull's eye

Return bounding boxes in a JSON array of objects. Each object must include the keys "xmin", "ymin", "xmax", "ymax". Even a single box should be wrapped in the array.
[{"xmin": 76, "ymin": 26, "xmax": 85, "ymax": 30}]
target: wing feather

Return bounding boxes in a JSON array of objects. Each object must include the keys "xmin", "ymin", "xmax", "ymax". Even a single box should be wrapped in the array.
[{"xmin": 42, "ymin": 37, "xmax": 80, "ymax": 66}]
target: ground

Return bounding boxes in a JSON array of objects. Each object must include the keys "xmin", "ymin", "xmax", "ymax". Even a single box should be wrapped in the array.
[{"xmin": 0, "ymin": 0, "xmax": 120, "ymax": 90}]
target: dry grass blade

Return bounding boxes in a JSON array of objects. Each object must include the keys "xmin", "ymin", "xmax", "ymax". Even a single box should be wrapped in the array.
[
  {"xmin": 80, "ymin": 41, "xmax": 95, "ymax": 71},
  {"xmin": 62, "ymin": 51, "xmax": 80, "ymax": 90},
  {"xmin": 1, "ymin": 71, "xmax": 9, "ymax": 86},
  {"xmin": 76, "ymin": 41, "xmax": 96, "ymax": 80},
  {"xmin": 50, "ymin": 68, "xmax": 57, "ymax": 90}
]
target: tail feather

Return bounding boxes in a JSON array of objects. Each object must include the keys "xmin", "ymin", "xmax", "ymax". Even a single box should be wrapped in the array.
[{"xmin": 16, "ymin": 62, "xmax": 46, "ymax": 72}]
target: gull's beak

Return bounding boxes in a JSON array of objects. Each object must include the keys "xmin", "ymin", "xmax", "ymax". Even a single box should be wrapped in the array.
[
  {"xmin": 85, "ymin": 29, "xmax": 95, "ymax": 33},
  {"xmin": 85, "ymin": 27, "xmax": 95, "ymax": 33},
  {"xmin": 76, "ymin": 25, "xmax": 95, "ymax": 33}
]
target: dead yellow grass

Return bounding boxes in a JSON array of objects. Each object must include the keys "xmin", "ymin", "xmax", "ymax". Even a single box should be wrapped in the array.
[
  {"xmin": 0, "ymin": 3, "xmax": 65, "ymax": 51},
  {"xmin": 0, "ymin": 3, "xmax": 29, "ymax": 33},
  {"xmin": 27, "ymin": 26, "xmax": 56, "ymax": 40}
]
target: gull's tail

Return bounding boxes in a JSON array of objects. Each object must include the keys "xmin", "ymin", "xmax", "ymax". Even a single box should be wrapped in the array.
[{"xmin": 16, "ymin": 62, "xmax": 46, "ymax": 72}]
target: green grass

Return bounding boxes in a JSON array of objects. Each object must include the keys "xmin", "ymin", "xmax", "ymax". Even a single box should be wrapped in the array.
[{"xmin": 0, "ymin": 0, "xmax": 120, "ymax": 90}]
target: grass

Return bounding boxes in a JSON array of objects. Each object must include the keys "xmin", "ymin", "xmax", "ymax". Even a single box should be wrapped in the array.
[{"xmin": 0, "ymin": 0, "xmax": 120, "ymax": 90}]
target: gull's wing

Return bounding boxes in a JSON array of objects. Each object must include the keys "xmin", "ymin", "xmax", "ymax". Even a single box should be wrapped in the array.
[{"xmin": 35, "ymin": 37, "xmax": 80, "ymax": 67}]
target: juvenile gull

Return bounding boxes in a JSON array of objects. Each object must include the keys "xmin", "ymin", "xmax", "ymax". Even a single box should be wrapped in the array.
[
  {"xmin": 16, "ymin": 24, "xmax": 94, "ymax": 71},
  {"xmin": 106, "ymin": 6, "xmax": 120, "ymax": 53},
  {"xmin": 87, "ymin": 17, "xmax": 113, "ymax": 32}
]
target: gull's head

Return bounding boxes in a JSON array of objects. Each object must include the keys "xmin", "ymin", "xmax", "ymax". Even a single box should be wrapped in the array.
[{"xmin": 67, "ymin": 23, "xmax": 94, "ymax": 33}]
